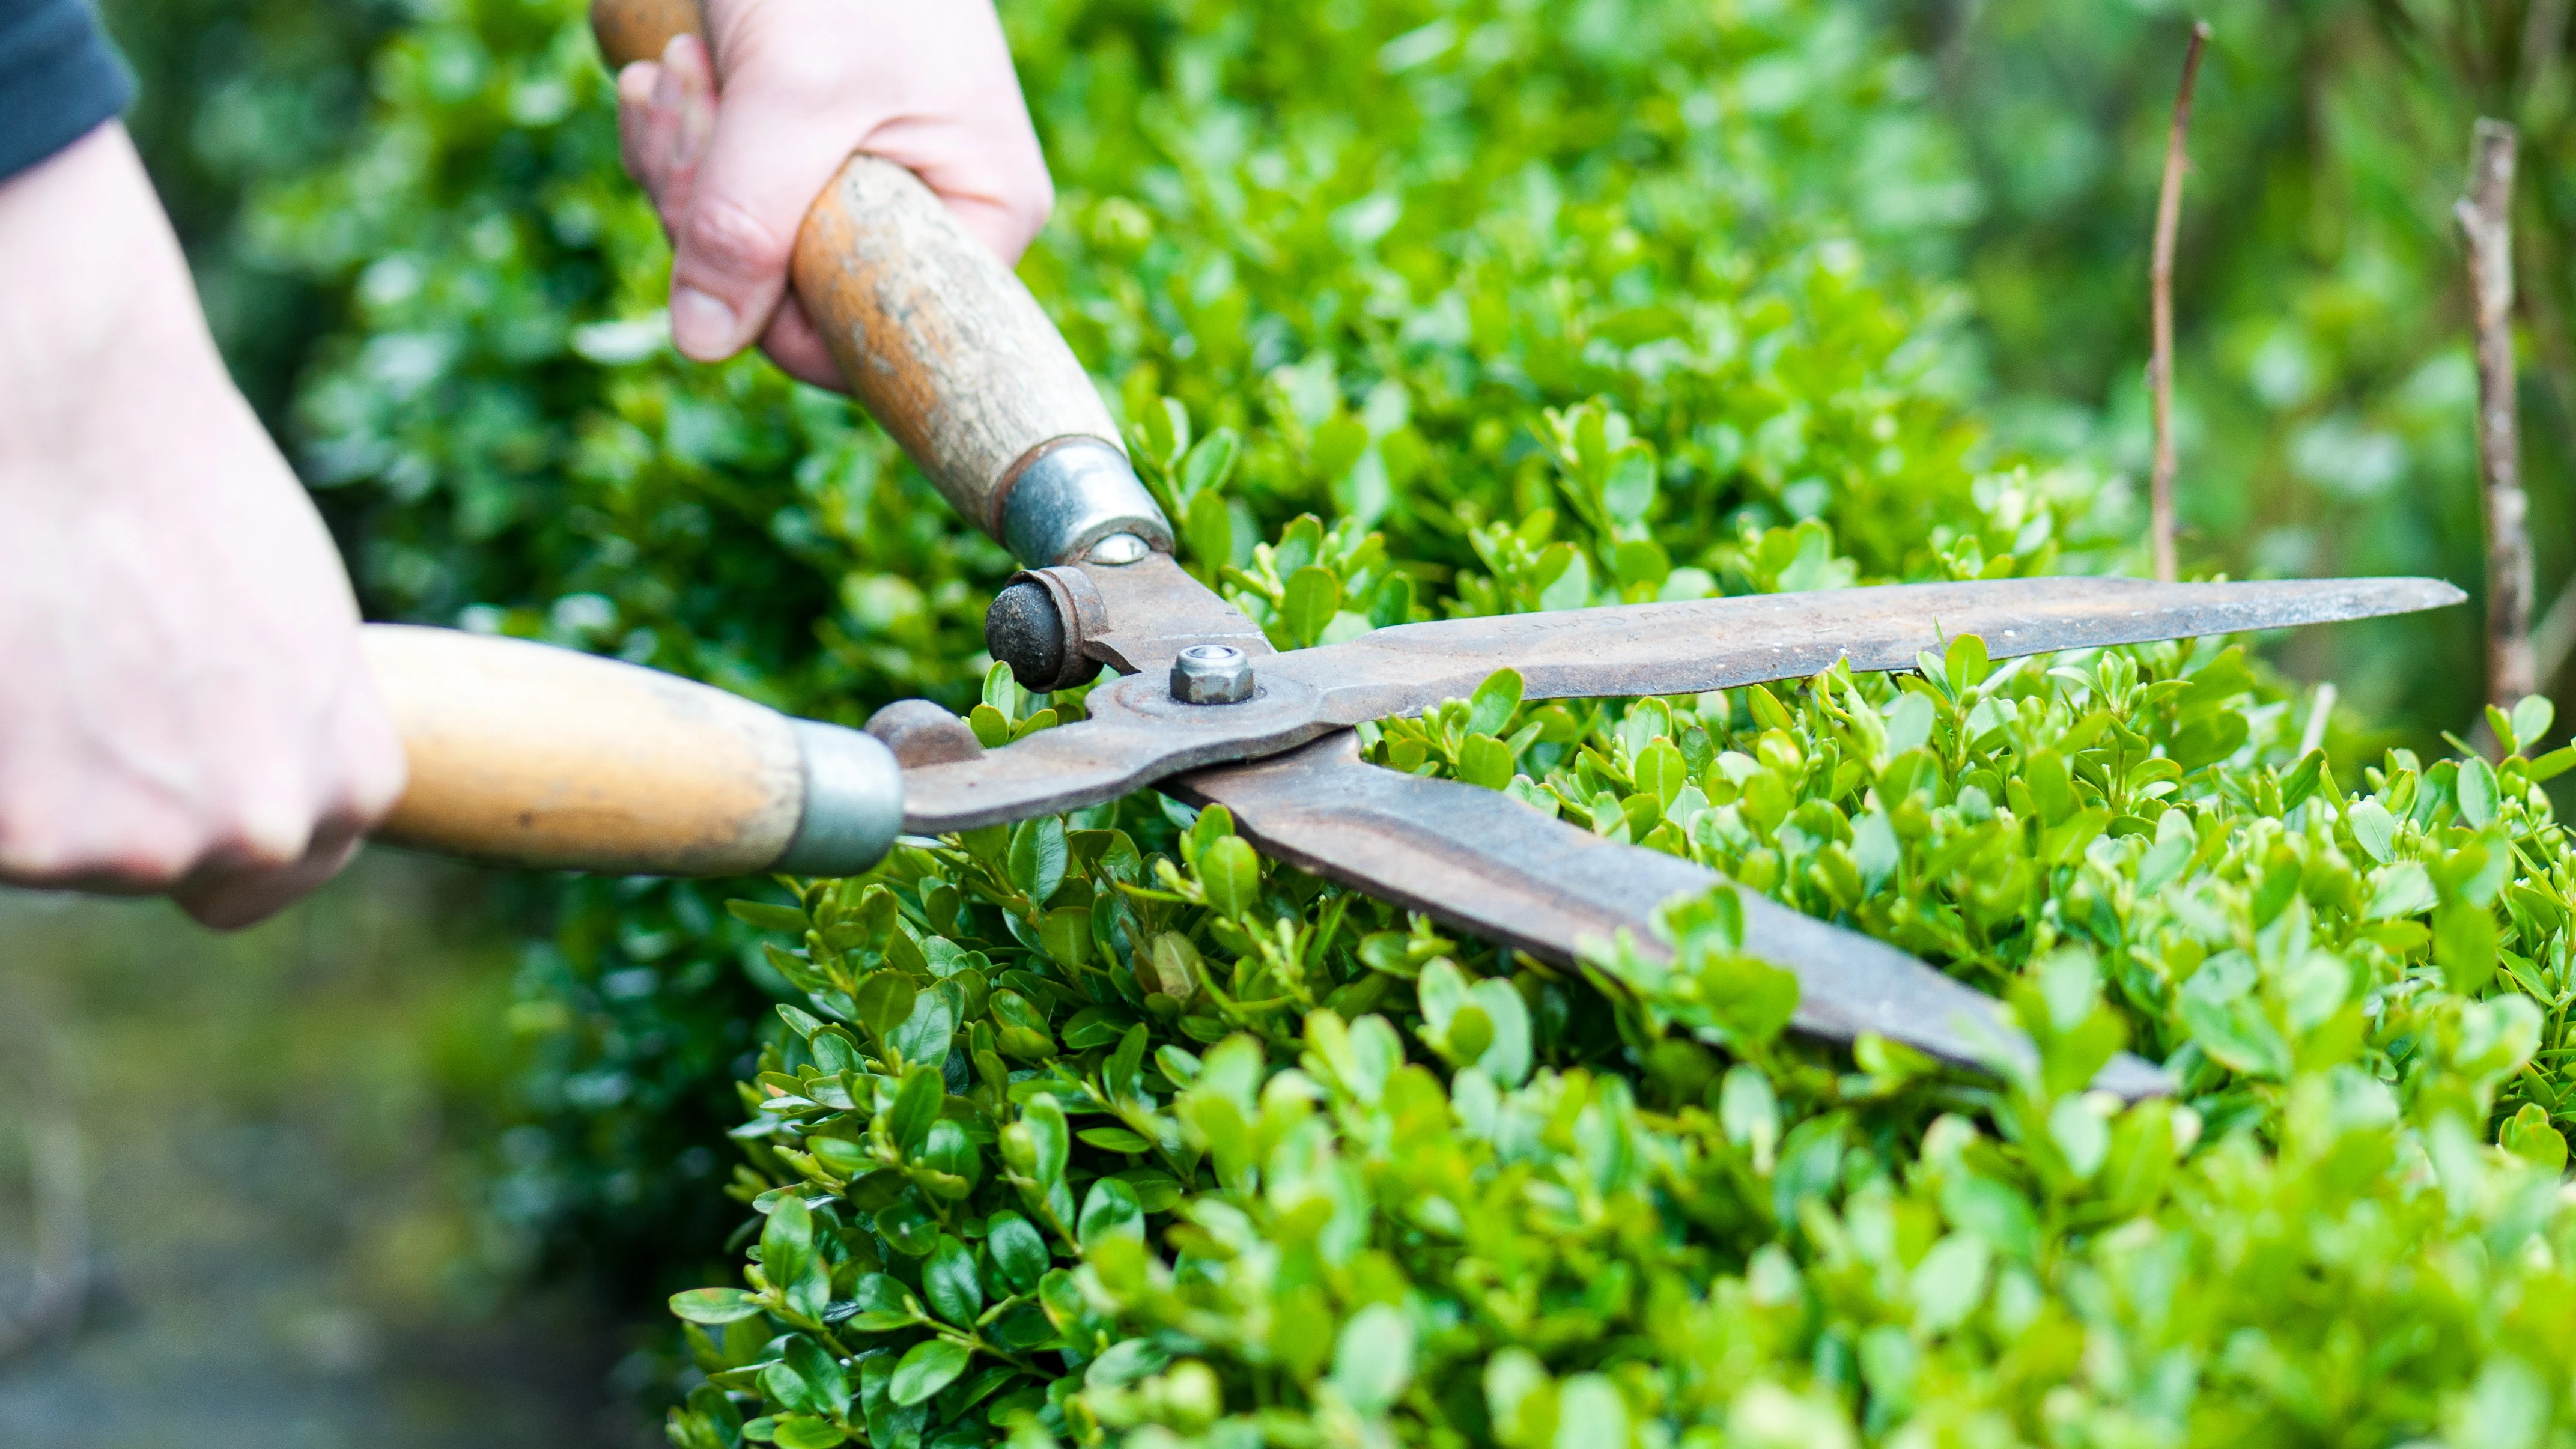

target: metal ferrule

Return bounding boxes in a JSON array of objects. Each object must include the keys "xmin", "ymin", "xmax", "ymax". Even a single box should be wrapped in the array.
[
  {"xmin": 1000, "ymin": 437, "xmax": 1174, "ymax": 566},
  {"xmin": 773, "ymin": 720, "xmax": 905, "ymax": 876}
]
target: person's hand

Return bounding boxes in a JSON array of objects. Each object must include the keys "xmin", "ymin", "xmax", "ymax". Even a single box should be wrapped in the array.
[
  {"xmin": 0, "ymin": 124, "xmax": 407, "ymax": 929},
  {"xmin": 614, "ymin": 0, "xmax": 1054, "ymax": 389}
]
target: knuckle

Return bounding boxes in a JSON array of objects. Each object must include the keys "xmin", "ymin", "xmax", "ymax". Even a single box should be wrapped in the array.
[
  {"xmin": 0, "ymin": 812, "xmax": 195, "ymax": 889},
  {"xmin": 680, "ymin": 196, "xmax": 793, "ymax": 281}
]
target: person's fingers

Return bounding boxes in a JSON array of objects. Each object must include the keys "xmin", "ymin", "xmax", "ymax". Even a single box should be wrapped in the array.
[
  {"xmin": 861, "ymin": 111, "xmax": 1056, "ymax": 268},
  {"xmin": 167, "ymin": 679, "xmax": 402, "ymax": 932},
  {"xmin": 172, "ymin": 820, "xmax": 366, "ymax": 931},
  {"xmin": 615, "ymin": 60, "xmax": 661, "ymax": 190},
  {"xmin": 756, "ymin": 294, "xmax": 845, "ymax": 390},
  {"xmin": 667, "ymin": 35, "xmax": 878, "ymax": 363}
]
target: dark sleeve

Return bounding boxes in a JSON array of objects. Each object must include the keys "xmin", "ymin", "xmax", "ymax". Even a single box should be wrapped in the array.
[{"xmin": 0, "ymin": 0, "xmax": 132, "ymax": 182}]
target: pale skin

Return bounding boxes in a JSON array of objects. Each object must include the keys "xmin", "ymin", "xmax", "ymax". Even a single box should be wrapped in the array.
[
  {"xmin": 614, "ymin": 0, "xmax": 1055, "ymax": 386},
  {"xmin": 1, "ymin": 5, "xmax": 1043, "ymax": 925},
  {"xmin": 0, "ymin": 123, "xmax": 406, "ymax": 927}
]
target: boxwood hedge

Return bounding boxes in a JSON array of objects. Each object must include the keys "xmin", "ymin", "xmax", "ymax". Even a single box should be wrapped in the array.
[{"xmin": 243, "ymin": 0, "xmax": 2576, "ymax": 1442}]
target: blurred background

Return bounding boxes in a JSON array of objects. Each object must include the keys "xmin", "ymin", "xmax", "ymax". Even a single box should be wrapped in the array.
[{"xmin": 4, "ymin": 0, "xmax": 2568, "ymax": 1438}]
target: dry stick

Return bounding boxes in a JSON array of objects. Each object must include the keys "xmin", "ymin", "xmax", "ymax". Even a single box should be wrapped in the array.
[
  {"xmin": 2148, "ymin": 22, "xmax": 2212, "ymax": 584},
  {"xmin": 2457, "ymin": 118, "xmax": 2537, "ymax": 711}
]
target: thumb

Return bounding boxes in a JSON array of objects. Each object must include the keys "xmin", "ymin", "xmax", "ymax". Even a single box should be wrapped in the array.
[{"xmin": 665, "ymin": 43, "xmax": 872, "ymax": 363}]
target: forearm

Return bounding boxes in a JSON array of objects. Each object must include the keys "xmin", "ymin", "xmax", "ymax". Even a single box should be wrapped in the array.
[{"xmin": 0, "ymin": 120, "xmax": 402, "ymax": 926}]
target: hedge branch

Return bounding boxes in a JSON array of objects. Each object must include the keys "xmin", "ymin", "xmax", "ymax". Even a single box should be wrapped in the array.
[
  {"xmin": 2456, "ymin": 118, "xmax": 2536, "ymax": 710},
  {"xmin": 2148, "ymin": 20, "xmax": 2211, "ymax": 585}
]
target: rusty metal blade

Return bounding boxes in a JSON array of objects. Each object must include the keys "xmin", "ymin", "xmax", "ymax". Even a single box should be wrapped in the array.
[
  {"xmin": 903, "ymin": 574, "xmax": 2462, "ymax": 833},
  {"xmin": 1176, "ymin": 733, "xmax": 2173, "ymax": 1100},
  {"xmin": 1265, "ymin": 574, "xmax": 2467, "ymax": 724}
]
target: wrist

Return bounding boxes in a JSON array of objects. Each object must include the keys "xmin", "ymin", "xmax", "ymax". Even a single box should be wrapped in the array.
[{"xmin": 0, "ymin": 124, "xmax": 237, "ymax": 491}]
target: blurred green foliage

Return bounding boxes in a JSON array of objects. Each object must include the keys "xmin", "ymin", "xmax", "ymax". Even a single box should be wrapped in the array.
[
  {"xmin": 1913, "ymin": 0, "xmax": 2576, "ymax": 730},
  {"xmin": 87, "ymin": 0, "xmax": 2576, "ymax": 1438}
]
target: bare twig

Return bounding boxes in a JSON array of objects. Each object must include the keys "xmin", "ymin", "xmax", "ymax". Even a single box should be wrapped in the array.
[
  {"xmin": 2456, "ymin": 118, "xmax": 2536, "ymax": 710},
  {"xmin": 2149, "ymin": 21, "xmax": 2212, "ymax": 584}
]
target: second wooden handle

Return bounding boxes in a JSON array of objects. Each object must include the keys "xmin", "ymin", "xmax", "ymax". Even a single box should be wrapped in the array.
[
  {"xmin": 363, "ymin": 625, "xmax": 902, "ymax": 879},
  {"xmin": 591, "ymin": 0, "xmax": 1167, "ymax": 565}
]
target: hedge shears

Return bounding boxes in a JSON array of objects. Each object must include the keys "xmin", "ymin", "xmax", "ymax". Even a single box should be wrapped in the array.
[{"xmin": 359, "ymin": 0, "xmax": 2464, "ymax": 1098}]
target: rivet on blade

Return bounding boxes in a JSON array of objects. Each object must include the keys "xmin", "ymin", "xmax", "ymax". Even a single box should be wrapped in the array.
[{"xmin": 1170, "ymin": 643, "xmax": 1254, "ymax": 705}]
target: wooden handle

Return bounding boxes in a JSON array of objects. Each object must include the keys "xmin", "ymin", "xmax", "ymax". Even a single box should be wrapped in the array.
[
  {"xmin": 589, "ymin": 0, "xmax": 698, "ymax": 73},
  {"xmin": 590, "ymin": 0, "xmax": 1167, "ymax": 564},
  {"xmin": 362, "ymin": 625, "xmax": 900, "ymax": 878}
]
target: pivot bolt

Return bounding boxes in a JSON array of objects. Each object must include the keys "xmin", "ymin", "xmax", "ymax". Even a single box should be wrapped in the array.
[
  {"xmin": 1086, "ymin": 532, "xmax": 1150, "ymax": 565},
  {"xmin": 1170, "ymin": 644, "xmax": 1254, "ymax": 705}
]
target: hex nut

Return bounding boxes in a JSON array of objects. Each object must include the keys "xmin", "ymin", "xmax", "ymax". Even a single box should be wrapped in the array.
[{"xmin": 1170, "ymin": 643, "xmax": 1255, "ymax": 705}]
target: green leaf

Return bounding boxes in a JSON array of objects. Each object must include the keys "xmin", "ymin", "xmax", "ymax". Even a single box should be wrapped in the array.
[
  {"xmin": 786, "ymin": 1334, "xmax": 851, "ymax": 1419},
  {"xmin": 873, "ymin": 1196, "xmax": 940, "ymax": 1257},
  {"xmin": 1466, "ymin": 669, "xmax": 1525, "ymax": 737},
  {"xmin": 1021, "ymin": 1095, "xmax": 1070, "ymax": 1188},
  {"xmin": 922, "ymin": 1234, "xmax": 984, "ymax": 1327},
  {"xmin": 1536, "ymin": 544, "xmax": 1590, "ymax": 610},
  {"xmin": 1554, "ymin": 1374, "xmax": 1629, "ymax": 1449},
  {"xmin": 1199, "ymin": 836, "xmax": 1263, "ymax": 917},
  {"xmin": 2347, "ymin": 798, "xmax": 2398, "ymax": 863},
  {"xmin": 762, "ymin": 1197, "xmax": 815, "ymax": 1296},
  {"xmin": 1077, "ymin": 1176, "xmax": 1145, "ymax": 1248},
  {"xmin": 854, "ymin": 972, "xmax": 919, "ymax": 1046},
  {"xmin": 2500, "ymin": 1103, "xmax": 2568, "ymax": 1170},
  {"xmin": 1283, "ymin": 565, "xmax": 1344, "ymax": 646},
  {"xmin": 889, "ymin": 1063, "xmax": 943, "ymax": 1153},
  {"xmin": 1038, "ymin": 905, "xmax": 1093, "ymax": 972},
  {"xmin": 985, "ymin": 1211, "xmax": 1050, "ymax": 1295},
  {"xmin": 1910, "ymin": 1233, "xmax": 1992, "ymax": 1335},
  {"xmin": 2457, "ymin": 755, "xmax": 2500, "ymax": 827},
  {"xmin": 833, "ymin": 1274, "xmax": 918, "ymax": 1333},
  {"xmin": 1086, "ymin": 1337, "xmax": 1171, "ymax": 1390},
  {"xmin": 1185, "ymin": 488, "xmax": 1234, "ymax": 573},
  {"xmin": 2368, "ymin": 862, "xmax": 2438, "ymax": 919},
  {"xmin": 1180, "ymin": 427, "xmax": 1238, "ymax": 499},
  {"xmin": 982, "ymin": 660, "xmax": 1020, "ymax": 717},
  {"xmin": 915, "ymin": 1118, "xmax": 981, "ymax": 1197},
  {"xmin": 1368, "ymin": 573, "xmax": 1414, "ymax": 627},
  {"xmin": 2436, "ymin": 902, "xmax": 2499, "ymax": 994},
  {"xmin": 1883, "ymin": 691, "xmax": 1936, "ymax": 757},
  {"xmin": 1943, "ymin": 634, "xmax": 1991, "ymax": 694},
  {"xmin": 729, "ymin": 900, "xmax": 811, "ymax": 934},
  {"xmin": 670, "ymin": 1287, "xmax": 766, "ymax": 1324},
  {"xmin": 887, "ymin": 989, "xmax": 956, "ymax": 1068},
  {"xmin": 2512, "ymin": 695, "xmax": 2556, "ymax": 753},
  {"xmin": 889, "ymin": 1338, "xmax": 973, "ymax": 1406},
  {"xmin": 1311, "ymin": 415, "xmax": 1370, "ymax": 482},
  {"xmin": 1459, "ymin": 733, "xmax": 1517, "ymax": 789},
  {"xmin": 1007, "ymin": 818, "xmax": 1069, "ymax": 906},
  {"xmin": 2169, "ymin": 712, "xmax": 2252, "ymax": 772},
  {"xmin": 1937, "ymin": 1171, "xmax": 2040, "ymax": 1261},
  {"xmin": 1331, "ymin": 1302, "xmax": 1414, "ymax": 1413},
  {"xmin": 1633, "ymin": 740, "xmax": 1689, "ymax": 806},
  {"xmin": 770, "ymin": 1418, "xmax": 846, "ymax": 1449}
]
